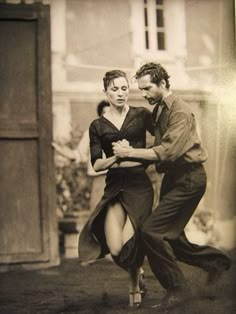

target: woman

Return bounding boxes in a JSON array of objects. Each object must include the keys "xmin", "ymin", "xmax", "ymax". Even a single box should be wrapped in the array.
[{"xmin": 79, "ymin": 70, "xmax": 154, "ymax": 307}]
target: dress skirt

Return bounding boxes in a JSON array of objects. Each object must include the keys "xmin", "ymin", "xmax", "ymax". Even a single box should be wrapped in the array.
[
  {"xmin": 79, "ymin": 165, "xmax": 154, "ymax": 269},
  {"xmin": 89, "ymin": 174, "xmax": 107, "ymax": 211}
]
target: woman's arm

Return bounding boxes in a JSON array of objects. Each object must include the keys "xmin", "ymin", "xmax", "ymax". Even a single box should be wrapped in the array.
[
  {"xmin": 90, "ymin": 122, "xmax": 120, "ymax": 172},
  {"xmin": 93, "ymin": 155, "xmax": 119, "ymax": 172}
]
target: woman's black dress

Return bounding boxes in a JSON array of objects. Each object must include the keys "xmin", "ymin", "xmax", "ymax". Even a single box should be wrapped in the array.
[{"xmin": 79, "ymin": 106, "xmax": 154, "ymax": 270}]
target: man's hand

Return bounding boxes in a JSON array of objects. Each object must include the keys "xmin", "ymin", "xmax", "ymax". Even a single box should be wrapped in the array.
[
  {"xmin": 117, "ymin": 139, "xmax": 130, "ymax": 148},
  {"xmin": 112, "ymin": 140, "xmax": 132, "ymax": 158}
]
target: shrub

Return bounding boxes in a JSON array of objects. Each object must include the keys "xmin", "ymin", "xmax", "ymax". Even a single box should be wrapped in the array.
[
  {"xmin": 54, "ymin": 127, "xmax": 92, "ymax": 217},
  {"xmin": 55, "ymin": 162, "xmax": 92, "ymax": 216}
]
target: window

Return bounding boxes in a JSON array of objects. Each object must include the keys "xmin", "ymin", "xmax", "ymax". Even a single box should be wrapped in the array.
[
  {"xmin": 143, "ymin": 0, "xmax": 166, "ymax": 51},
  {"xmin": 130, "ymin": 0, "xmax": 187, "ymax": 64}
]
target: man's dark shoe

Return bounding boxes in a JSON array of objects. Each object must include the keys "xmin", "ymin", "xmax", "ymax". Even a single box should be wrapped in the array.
[
  {"xmin": 207, "ymin": 256, "xmax": 231, "ymax": 286},
  {"xmin": 202, "ymin": 267, "xmax": 230, "ymax": 299},
  {"xmin": 206, "ymin": 268, "xmax": 225, "ymax": 286},
  {"xmin": 152, "ymin": 288, "xmax": 192, "ymax": 309}
]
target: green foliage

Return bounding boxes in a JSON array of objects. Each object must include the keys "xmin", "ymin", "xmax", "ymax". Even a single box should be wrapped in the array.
[
  {"xmin": 55, "ymin": 162, "xmax": 92, "ymax": 216},
  {"xmin": 54, "ymin": 126, "xmax": 92, "ymax": 216}
]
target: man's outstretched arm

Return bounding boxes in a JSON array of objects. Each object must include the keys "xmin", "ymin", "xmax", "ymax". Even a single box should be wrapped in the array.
[{"xmin": 112, "ymin": 143, "xmax": 159, "ymax": 161}]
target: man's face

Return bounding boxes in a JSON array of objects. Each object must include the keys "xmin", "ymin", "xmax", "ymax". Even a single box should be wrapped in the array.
[{"xmin": 137, "ymin": 74, "xmax": 163, "ymax": 106}]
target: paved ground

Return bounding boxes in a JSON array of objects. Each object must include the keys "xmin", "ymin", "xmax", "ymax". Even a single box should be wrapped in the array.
[{"xmin": 0, "ymin": 250, "xmax": 235, "ymax": 314}]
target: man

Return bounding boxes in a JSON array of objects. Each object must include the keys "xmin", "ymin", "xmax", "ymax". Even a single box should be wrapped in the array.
[{"xmin": 112, "ymin": 63, "xmax": 231, "ymax": 308}]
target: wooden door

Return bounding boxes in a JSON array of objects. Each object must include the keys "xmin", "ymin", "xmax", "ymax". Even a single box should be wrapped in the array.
[{"xmin": 0, "ymin": 3, "xmax": 59, "ymax": 268}]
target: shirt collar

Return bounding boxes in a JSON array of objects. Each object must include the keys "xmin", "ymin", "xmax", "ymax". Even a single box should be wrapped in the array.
[
  {"xmin": 161, "ymin": 92, "xmax": 176, "ymax": 109},
  {"xmin": 152, "ymin": 92, "xmax": 176, "ymax": 124}
]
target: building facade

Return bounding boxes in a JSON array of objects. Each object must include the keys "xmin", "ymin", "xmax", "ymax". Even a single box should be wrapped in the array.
[
  {"xmin": 50, "ymin": 0, "xmax": 235, "ymax": 249},
  {"xmin": 3, "ymin": 0, "xmax": 235, "ymax": 249}
]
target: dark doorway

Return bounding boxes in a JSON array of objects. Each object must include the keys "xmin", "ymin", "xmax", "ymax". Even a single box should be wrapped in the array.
[{"xmin": 0, "ymin": 3, "xmax": 59, "ymax": 269}]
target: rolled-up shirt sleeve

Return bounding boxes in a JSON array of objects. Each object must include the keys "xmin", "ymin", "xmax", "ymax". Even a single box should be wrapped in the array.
[
  {"xmin": 152, "ymin": 112, "xmax": 194, "ymax": 162},
  {"xmin": 89, "ymin": 123, "xmax": 103, "ymax": 166}
]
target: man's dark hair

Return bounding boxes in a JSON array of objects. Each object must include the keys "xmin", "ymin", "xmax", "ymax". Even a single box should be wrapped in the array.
[
  {"xmin": 135, "ymin": 63, "xmax": 170, "ymax": 89},
  {"xmin": 97, "ymin": 100, "xmax": 110, "ymax": 117}
]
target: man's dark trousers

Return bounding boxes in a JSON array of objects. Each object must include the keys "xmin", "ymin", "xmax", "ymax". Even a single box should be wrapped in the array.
[{"xmin": 141, "ymin": 163, "xmax": 231, "ymax": 290}]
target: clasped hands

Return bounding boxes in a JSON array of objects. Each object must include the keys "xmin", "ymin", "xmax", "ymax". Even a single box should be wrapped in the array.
[{"xmin": 112, "ymin": 139, "xmax": 132, "ymax": 158}]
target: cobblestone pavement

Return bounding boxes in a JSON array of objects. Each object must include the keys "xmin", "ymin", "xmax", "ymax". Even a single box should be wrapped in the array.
[{"xmin": 0, "ymin": 251, "xmax": 235, "ymax": 314}]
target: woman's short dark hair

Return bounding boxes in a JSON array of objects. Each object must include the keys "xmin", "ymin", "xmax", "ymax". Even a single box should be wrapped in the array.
[
  {"xmin": 135, "ymin": 63, "xmax": 170, "ymax": 89},
  {"xmin": 96, "ymin": 100, "xmax": 110, "ymax": 117},
  {"xmin": 103, "ymin": 70, "xmax": 129, "ymax": 91}
]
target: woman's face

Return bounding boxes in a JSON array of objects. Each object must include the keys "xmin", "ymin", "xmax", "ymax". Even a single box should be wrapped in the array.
[{"xmin": 105, "ymin": 77, "xmax": 129, "ymax": 108}]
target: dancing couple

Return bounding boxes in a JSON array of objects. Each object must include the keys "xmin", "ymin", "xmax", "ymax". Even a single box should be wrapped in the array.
[{"xmin": 78, "ymin": 63, "xmax": 231, "ymax": 309}]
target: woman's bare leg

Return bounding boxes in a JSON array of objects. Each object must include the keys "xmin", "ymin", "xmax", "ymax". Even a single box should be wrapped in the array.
[
  {"xmin": 129, "ymin": 267, "xmax": 140, "ymax": 291},
  {"xmin": 104, "ymin": 202, "xmax": 126, "ymax": 256},
  {"xmin": 122, "ymin": 214, "xmax": 143, "ymax": 306},
  {"xmin": 104, "ymin": 203, "xmax": 142, "ymax": 307},
  {"xmin": 122, "ymin": 215, "xmax": 134, "ymax": 244}
]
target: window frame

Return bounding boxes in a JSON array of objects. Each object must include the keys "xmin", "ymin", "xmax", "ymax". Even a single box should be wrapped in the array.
[
  {"xmin": 144, "ymin": 0, "xmax": 166, "ymax": 51},
  {"xmin": 130, "ymin": 0, "xmax": 187, "ymax": 64}
]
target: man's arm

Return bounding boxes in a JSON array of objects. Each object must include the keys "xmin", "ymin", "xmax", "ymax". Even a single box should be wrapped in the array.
[
  {"xmin": 112, "ymin": 143, "xmax": 159, "ymax": 161},
  {"xmin": 113, "ymin": 111, "xmax": 194, "ymax": 162}
]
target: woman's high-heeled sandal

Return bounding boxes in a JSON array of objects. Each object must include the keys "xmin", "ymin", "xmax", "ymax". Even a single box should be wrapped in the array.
[
  {"xmin": 139, "ymin": 272, "xmax": 147, "ymax": 298},
  {"xmin": 129, "ymin": 291, "xmax": 142, "ymax": 308}
]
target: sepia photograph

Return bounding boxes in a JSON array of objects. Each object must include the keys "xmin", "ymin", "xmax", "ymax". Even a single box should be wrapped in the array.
[{"xmin": 0, "ymin": 0, "xmax": 235, "ymax": 313}]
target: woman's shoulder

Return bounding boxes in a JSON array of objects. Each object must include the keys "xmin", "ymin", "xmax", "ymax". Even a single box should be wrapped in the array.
[
  {"xmin": 90, "ymin": 117, "xmax": 103, "ymax": 127},
  {"xmin": 89, "ymin": 116, "xmax": 109, "ymax": 135},
  {"xmin": 89, "ymin": 117, "xmax": 103, "ymax": 133}
]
